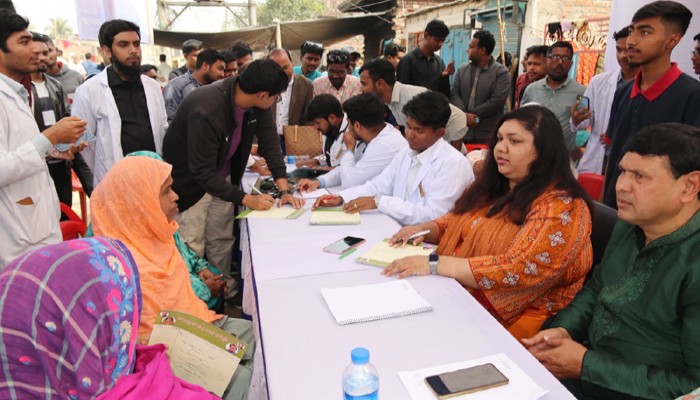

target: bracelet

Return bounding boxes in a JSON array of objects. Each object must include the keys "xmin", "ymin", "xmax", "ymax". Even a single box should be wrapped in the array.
[{"xmin": 278, "ymin": 189, "xmax": 292, "ymax": 197}]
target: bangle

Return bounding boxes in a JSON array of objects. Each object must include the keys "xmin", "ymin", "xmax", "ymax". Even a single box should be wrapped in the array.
[{"xmin": 278, "ymin": 189, "xmax": 292, "ymax": 197}]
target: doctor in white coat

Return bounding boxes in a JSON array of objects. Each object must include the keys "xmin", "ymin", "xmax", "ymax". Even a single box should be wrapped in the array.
[
  {"xmin": 0, "ymin": 10, "xmax": 86, "ymax": 267},
  {"xmin": 313, "ymin": 91, "xmax": 474, "ymax": 226},
  {"xmin": 71, "ymin": 19, "xmax": 167, "ymax": 187}
]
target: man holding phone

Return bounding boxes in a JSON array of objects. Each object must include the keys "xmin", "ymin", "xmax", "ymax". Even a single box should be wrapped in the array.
[
  {"xmin": 570, "ymin": 27, "xmax": 640, "ymax": 174},
  {"xmin": 521, "ymin": 41, "xmax": 585, "ymax": 155}
]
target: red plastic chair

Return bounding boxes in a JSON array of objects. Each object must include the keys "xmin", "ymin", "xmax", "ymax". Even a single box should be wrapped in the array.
[
  {"xmin": 71, "ymin": 170, "xmax": 88, "ymax": 222},
  {"xmin": 465, "ymin": 144, "xmax": 489, "ymax": 153},
  {"xmin": 578, "ymin": 173, "xmax": 605, "ymax": 201},
  {"xmin": 59, "ymin": 202, "xmax": 87, "ymax": 241}
]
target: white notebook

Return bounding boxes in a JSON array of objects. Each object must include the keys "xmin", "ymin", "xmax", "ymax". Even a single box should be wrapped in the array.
[{"xmin": 321, "ymin": 280, "xmax": 432, "ymax": 325}]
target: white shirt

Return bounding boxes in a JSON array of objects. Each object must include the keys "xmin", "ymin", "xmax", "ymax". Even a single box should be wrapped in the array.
[
  {"xmin": 0, "ymin": 73, "xmax": 61, "ymax": 268},
  {"xmin": 276, "ymin": 76, "xmax": 294, "ymax": 135},
  {"xmin": 71, "ymin": 67, "xmax": 168, "ymax": 187},
  {"xmin": 571, "ymin": 69, "xmax": 624, "ymax": 174},
  {"xmin": 319, "ymin": 123, "xmax": 407, "ymax": 189},
  {"xmin": 339, "ymin": 138, "xmax": 475, "ymax": 226}
]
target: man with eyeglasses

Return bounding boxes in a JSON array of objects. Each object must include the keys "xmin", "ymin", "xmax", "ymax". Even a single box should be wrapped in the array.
[
  {"xmin": 692, "ymin": 33, "xmax": 700, "ymax": 76},
  {"xmin": 312, "ymin": 49, "xmax": 361, "ymax": 104},
  {"xmin": 601, "ymin": 1, "xmax": 700, "ymax": 209},
  {"xmin": 293, "ymin": 41, "xmax": 324, "ymax": 82},
  {"xmin": 521, "ymin": 41, "xmax": 585, "ymax": 154},
  {"xmin": 396, "ymin": 19, "xmax": 454, "ymax": 97}
]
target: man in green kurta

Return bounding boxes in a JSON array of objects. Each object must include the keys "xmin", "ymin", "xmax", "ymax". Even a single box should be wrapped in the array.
[{"xmin": 523, "ymin": 122, "xmax": 700, "ymax": 400}]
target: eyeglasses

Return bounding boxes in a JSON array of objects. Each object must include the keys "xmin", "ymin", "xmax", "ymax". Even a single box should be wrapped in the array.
[
  {"xmin": 301, "ymin": 41, "xmax": 324, "ymax": 54},
  {"xmin": 327, "ymin": 53, "xmax": 349, "ymax": 63},
  {"xmin": 547, "ymin": 55, "xmax": 572, "ymax": 62}
]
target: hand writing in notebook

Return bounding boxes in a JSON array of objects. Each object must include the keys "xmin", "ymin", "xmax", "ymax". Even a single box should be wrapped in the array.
[
  {"xmin": 312, "ymin": 194, "xmax": 343, "ymax": 209},
  {"xmin": 388, "ymin": 222, "xmax": 439, "ymax": 247}
]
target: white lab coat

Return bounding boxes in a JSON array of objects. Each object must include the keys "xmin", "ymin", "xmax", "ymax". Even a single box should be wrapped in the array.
[
  {"xmin": 320, "ymin": 123, "xmax": 407, "ymax": 189},
  {"xmin": 0, "ymin": 78, "xmax": 61, "ymax": 268},
  {"xmin": 72, "ymin": 67, "xmax": 168, "ymax": 186},
  {"xmin": 340, "ymin": 138, "xmax": 474, "ymax": 226}
]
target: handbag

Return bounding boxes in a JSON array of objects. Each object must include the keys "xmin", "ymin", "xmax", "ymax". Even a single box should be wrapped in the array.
[{"xmin": 282, "ymin": 125, "xmax": 323, "ymax": 157}]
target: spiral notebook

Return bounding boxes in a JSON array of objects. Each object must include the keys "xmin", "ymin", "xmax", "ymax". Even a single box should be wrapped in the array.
[{"xmin": 321, "ymin": 280, "xmax": 432, "ymax": 325}]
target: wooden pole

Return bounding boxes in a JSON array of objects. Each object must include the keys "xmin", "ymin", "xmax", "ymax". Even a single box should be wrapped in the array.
[{"xmin": 496, "ymin": 0, "xmax": 510, "ymax": 111}]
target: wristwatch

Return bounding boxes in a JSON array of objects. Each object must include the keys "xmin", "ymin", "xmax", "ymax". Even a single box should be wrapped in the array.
[
  {"xmin": 278, "ymin": 189, "xmax": 292, "ymax": 197},
  {"xmin": 474, "ymin": 116, "xmax": 481, "ymax": 125},
  {"xmin": 428, "ymin": 252, "xmax": 439, "ymax": 275}
]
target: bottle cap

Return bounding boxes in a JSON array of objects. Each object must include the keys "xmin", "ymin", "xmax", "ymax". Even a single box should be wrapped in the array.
[{"xmin": 351, "ymin": 347, "xmax": 369, "ymax": 364}]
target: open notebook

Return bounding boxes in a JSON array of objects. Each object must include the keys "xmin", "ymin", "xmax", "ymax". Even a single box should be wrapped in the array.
[
  {"xmin": 355, "ymin": 239, "xmax": 436, "ymax": 268},
  {"xmin": 236, "ymin": 207, "xmax": 307, "ymax": 220},
  {"xmin": 321, "ymin": 280, "xmax": 432, "ymax": 325},
  {"xmin": 309, "ymin": 207, "xmax": 361, "ymax": 225}
]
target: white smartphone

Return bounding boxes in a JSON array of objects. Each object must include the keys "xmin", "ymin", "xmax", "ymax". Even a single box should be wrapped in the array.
[{"xmin": 323, "ymin": 236, "xmax": 365, "ymax": 254}]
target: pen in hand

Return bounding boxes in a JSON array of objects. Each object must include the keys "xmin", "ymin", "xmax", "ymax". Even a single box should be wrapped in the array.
[{"xmin": 393, "ymin": 229, "xmax": 431, "ymax": 245}]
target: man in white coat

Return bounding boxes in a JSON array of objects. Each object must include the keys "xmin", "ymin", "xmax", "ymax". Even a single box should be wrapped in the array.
[
  {"xmin": 297, "ymin": 93, "xmax": 407, "ymax": 191},
  {"xmin": 72, "ymin": 19, "xmax": 167, "ymax": 186},
  {"xmin": 0, "ymin": 10, "xmax": 86, "ymax": 267},
  {"xmin": 313, "ymin": 91, "xmax": 474, "ymax": 226}
]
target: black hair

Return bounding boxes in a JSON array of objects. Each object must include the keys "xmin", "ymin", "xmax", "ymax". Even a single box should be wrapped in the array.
[
  {"xmin": 342, "ymin": 93, "xmax": 385, "ymax": 130},
  {"xmin": 0, "ymin": 0, "xmax": 15, "ymax": 12},
  {"xmin": 220, "ymin": 49, "xmax": 236, "ymax": 63},
  {"xmin": 383, "ymin": 42, "xmax": 405, "ymax": 57},
  {"xmin": 140, "ymin": 64, "xmax": 157, "ymax": 73},
  {"xmin": 0, "ymin": 9, "xmax": 28, "ymax": 53},
  {"xmin": 159, "ymin": 53, "xmax": 166, "ymax": 62},
  {"xmin": 326, "ymin": 49, "xmax": 350, "ymax": 67},
  {"xmin": 98, "ymin": 19, "xmax": 140, "ymax": 48},
  {"xmin": 694, "ymin": 33, "xmax": 700, "ymax": 41},
  {"xmin": 85, "ymin": 52, "xmax": 91, "ymax": 59},
  {"xmin": 304, "ymin": 93, "xmax": 343, "ymax": 121},
  {"xmin": 525, "ymin": 45, "xmax": 549, "ymax": 59},
  {"xmin": 497, "ymin": 51, "xmax": 512, "ymax": 68},
  {"xmin": 632, "ymin": 0, "xmax": 692, "ymax": 36},
  {"xmin": 359, "ymin": 58, "xmax": 396, "ymax": 85},
  {"xmin": 230, "ymin": 40, "xmax": 252, "ymax": 59},
  {"xmin": 613, "ymin": 26, "xmax": 630, "ymax": 41},
  {"xmin": 238, "ymin": 59, "xmax": 288, "ymax": 96},
  {"xmin": 195, "ymin": 48, "xmax": 225, "ymax": 69},
  {"xmin": 402, "ymin": 91, "xmax": 451, "ymax": 130},
  {"xmin": 31, "ymin": 31, "xmax": 49, "ymax": 43},
  {"xmin": 547, "ymin": 41, "xmax": 573, "ymax": 56},
  {"xmin": 425, "ymin": 19, "xmax": 449, "ymax": 39},
  {"xmin": 181, "ymin": 39, "xmax": 203, "ymax": 56},
  {"xmin": 300, "ymin": 40, "xmax": 324, "ymax": 56},
  {"xmin": 473, "ymin": 30, "xmax": 496, "ymax": 55},
  {"xmin": 624, "ymin": 123, "xmax": 700, "ymax": 183},
  {"xmin": 453, "ymin": 105, "xmax": 593, "ymax": 223}
]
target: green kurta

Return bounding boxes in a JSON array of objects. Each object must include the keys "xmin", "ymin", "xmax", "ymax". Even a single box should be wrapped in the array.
[{"xmin": 551, "ymin": 210, "xmax": 700, "ymax": 400}]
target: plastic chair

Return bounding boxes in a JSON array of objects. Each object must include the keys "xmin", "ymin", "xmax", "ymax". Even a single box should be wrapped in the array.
[
  {"xmin": 71, "ymin": 170, "xmax": 88, "ymax": 222},
  {"xmin": 465, "ymin": 144, "xmax": 489, "ymax": 153},
  {"xmin": 578, "ymin": 173, "xmax": 605, "ymax": 201},
  {"xmin": 59, "ymin": 202, "xmax": 87, "ymax": 241}
]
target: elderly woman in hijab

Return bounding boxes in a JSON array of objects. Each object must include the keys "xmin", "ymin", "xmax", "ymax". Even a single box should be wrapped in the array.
[
  {"xmin": 0, "ymin": 237, "xmax": 218, "ymax": 399},
  {"xmin": 90, "ymin": 156, "xmax": 253, "ymax": 400}
]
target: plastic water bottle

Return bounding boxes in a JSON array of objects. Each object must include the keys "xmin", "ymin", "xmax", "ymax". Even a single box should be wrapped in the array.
[{"xmin": 343, "ymin": 347, "xmax": 379, "ymax": 400}]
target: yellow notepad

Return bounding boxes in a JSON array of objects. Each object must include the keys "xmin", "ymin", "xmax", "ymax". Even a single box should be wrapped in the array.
[
  {"xmin": 355, "ymin": 239, "xmax": 435, "ymax": 268},
  {"xmin": 309, "ymin": 208, "xmax": 361, "ymax": 225},
  {"xmin": 237, "ymin": 207, "xmax": 307, "ymax": 219}
]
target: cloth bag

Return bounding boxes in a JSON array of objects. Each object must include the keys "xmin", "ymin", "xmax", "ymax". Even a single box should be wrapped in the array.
[{"xmin": 282, "ymin": 125, "xmax": 323, "ymax": 156}]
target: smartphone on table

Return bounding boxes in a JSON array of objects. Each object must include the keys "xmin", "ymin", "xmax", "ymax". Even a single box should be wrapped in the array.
[
  {"xmin": 425, "ymin": 363, "xmax": 509, "ymax": 399},
  {"xmin": 323, "ymin": 236, "xmax": 365, "ymax": 254},
  {"xmin": 576, "ymin": 95, "xmax": 590, "ymax": 112}
]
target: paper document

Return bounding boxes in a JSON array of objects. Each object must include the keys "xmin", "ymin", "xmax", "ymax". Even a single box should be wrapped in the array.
[
  {"xmin": 398, "ymin": 353, "xmax": 548, "ymax": 400},
  {"xmin": 355, "ymin": 239, "xmax": 435, "ymax": 268},
  {"xmin": 237, "ymin": 206, "xmax": 307, "ymax": 219},
  {"xmin": 309, "ymin": 207, "xmax": 361, "ymax": 225},
  {"xmin": 321, "ymin": 280, "xmax": 432, "ymax": 325},
  {"xmin": 299, "ymin": 188, "xmax": 331, "ymax": 199},
  {"xmin": 148, "ymin": 310, "xmax": 248, "ymax": 396}
]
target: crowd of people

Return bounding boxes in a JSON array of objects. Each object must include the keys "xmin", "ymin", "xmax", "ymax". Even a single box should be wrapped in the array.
[{"xmin": 1, "ymin": 0, "xmax": 699, "ymax": 399}]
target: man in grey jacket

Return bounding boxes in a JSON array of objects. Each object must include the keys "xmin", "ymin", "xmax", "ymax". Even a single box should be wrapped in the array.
[{"xmin": 450, "ymin": 30, "xmax": 511, "ymax": 144}]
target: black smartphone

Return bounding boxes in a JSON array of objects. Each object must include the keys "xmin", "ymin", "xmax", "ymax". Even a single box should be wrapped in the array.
[
  {"xmin": 576, "ymin": 95, "xmax": 590, "ymax": 112},
  {"xmin": 425, "ymin": 363, "xmax": 509, "ymax": 399},
  {"xmin": 322, "ymin": 236, "xmax": 365, "ymax": 254}
]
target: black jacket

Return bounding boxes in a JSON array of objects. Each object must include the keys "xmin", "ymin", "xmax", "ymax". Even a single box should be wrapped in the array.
[{"xmin": 163, "ymin": 76, "xmax": 287, "ymax": 212}]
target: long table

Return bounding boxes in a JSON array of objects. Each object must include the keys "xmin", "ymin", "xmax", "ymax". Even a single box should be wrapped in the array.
[{"xmin": 239, "ymin": 172, "xmax": 575, "ymax": 400}]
